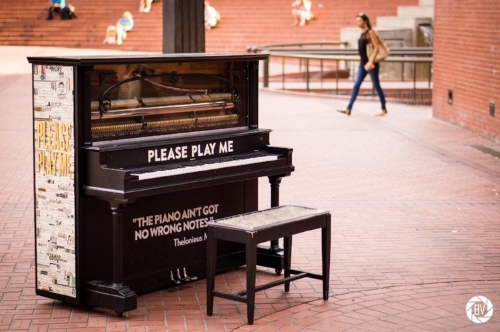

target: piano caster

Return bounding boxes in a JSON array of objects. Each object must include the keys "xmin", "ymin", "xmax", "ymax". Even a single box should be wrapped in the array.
[
  {"xmin": 170, "ymin": 270, "xmax": 181, "ymax": 285},
  {"xmin": 182, "ymin": 267, "xmax": 198, "ymax": 281},
  {"xmin": 115, "ymin": 311, "xmax": 123, "ymax": 317}
]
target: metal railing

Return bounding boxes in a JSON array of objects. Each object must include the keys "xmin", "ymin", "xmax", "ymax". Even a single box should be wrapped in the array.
[
  {"xmin": 246, "ymin": 41, "xmax": 349, "ymax": 53},
  {"xmin": 247, "ymin": 42, "xmax": 433, "ymax": 103}
]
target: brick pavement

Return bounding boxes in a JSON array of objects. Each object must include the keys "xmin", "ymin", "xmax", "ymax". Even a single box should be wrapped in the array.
[{"xmin": 0, "ymin": 46, "xmax": 499, "ymax": 331}]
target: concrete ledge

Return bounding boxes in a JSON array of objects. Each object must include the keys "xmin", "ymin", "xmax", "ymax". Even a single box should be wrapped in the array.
[{"xmin": 397, "ymin": 6, "xmax": 434, "ymax": 18}]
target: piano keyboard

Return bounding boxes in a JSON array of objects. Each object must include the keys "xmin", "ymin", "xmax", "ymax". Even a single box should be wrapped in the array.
[{"xmin": 131, "ymin": 153, "xmax": 279, "ymax": 181}]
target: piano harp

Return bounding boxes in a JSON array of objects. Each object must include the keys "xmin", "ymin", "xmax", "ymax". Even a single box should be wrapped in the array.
[{"xmin": 29, "ymin": 53, "xmax": 293, "ymax": 315}]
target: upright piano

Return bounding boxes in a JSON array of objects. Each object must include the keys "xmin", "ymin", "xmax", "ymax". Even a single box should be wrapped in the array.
[{"xmin": 28, "ymin": 53, "xmax": 294, "ymax": 314}]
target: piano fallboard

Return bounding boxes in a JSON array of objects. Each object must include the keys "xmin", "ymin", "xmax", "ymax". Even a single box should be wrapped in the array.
[{"xmin": 83, "ymin": 128, "xmax": 294, "ymax": 200}]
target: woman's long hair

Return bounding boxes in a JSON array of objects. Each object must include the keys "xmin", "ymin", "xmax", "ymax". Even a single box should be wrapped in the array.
[{"xmin": 357, "ymin": 12, "xmax": 372, "ymax": 30}]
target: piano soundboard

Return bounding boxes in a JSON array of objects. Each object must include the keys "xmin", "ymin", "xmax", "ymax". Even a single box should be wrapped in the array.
[{"xmin": 28, "ymin": 53, "xmax": 294, "ymax": 315}]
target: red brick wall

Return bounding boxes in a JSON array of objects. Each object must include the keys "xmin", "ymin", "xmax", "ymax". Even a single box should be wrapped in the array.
[
  {"xmin": 206, "ymin": 0, "xmax": 421, "ymax": 52},
  {"xmin": 433, "ymin": 0, "xmax": 500, "ymax": 143},
  {"xmin": 0, "ymin": 0, "xmax": 421, "ymax": 52}
]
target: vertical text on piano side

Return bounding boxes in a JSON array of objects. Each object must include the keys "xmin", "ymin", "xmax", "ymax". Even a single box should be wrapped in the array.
[
  {"xmin": 34, "ymin": 120, "xmax": 73, "ymax": 178},
  {"xmin": 35, "ymin": 121, "xmax": 72, "ymax": 152}
]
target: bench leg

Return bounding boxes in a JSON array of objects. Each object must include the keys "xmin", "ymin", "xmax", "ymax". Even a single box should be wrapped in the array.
[
  {"xmin": 322, "ymin": 216, "xmax": 331, "ymax": 300},
  {"xmin": 245, "ymin": 236, "xmax": 257, "ymax": 325},
  {"xmin": 206, "ymin": 227, "xmax": 217, "ymax": 316},
  {"xmin": 269, "ymin": 175, "xmax": 282, "ymax": 251},
  {"xmin": 284, "ymin": 235, "xmax": 292, "ymax": 292}
]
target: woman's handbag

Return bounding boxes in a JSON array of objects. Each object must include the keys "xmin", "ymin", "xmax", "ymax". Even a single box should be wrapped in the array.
[{"xmin": 367, "ymin": 34, "xmax": 390, "ymax": 62}]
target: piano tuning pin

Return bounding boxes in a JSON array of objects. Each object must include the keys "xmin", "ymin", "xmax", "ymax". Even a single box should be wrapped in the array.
[
  {"xmin": 170, "ymin": 270, "xmax": 181, "ymax": 285},
  {"xmin": 183, "ymin": 267, "xmax": 198, "ymax": 281}
]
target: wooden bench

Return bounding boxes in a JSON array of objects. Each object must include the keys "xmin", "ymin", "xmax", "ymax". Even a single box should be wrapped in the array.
[{"xmin": 206, "ymin": 205, "xmax": 331, "ymax": 325}]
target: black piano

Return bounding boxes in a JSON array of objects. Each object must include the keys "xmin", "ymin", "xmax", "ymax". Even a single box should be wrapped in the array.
[{"xmin": 28, "ymin": 53, "xmax": 293, "ymax": 315}]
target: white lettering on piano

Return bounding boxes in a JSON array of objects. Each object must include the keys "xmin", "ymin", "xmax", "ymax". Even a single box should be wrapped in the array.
[
  {"xmin": 133, "ymin": 218, "xmax": 210, "ymax": 241},
  {"xmin": 191, "ymin": 142, "xmax": 217, "ymax": 157},
  {"xmin": 203, "ymin": 204, "xmax": 219, "ymax": 214},
  {"xmin": 132, "ymin": 205, "xmax": 219, "ymax": 243},
  {"xmin": 178, "ymin": 146, "xmax": 188, "ymax": 159},
  {"xmin": 174, "ymin": 236, "xmax": 204, "ymax": 247},
  {"xmin": 183, "ymin": 218, "xmax": 209, "ymax": 231},
  {"xmin": 219, "ymin": 140, "xmax": 233, "ymax": 153},
  {"xmin": 132, "ymin": 215, "xmax": 154, "ymax": 227},
  {"xmin": 147, "ymin": 146, "xmax": 188, "ymax": 162},
  {"xmin": 147, "ymin": 141, "xmax": 235, "ymax": 163},
  {"xmin": 182, "ymin": 207, "xmax": 202, "ymax": 219},
  {"xmin": 148, "ymin": 150, "xmax": 155, "ymax": 162}
]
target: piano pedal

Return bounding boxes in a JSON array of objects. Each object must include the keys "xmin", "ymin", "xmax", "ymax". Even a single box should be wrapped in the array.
[
  {"xmin": 182, "ymin": 267, "xmax": 198, "ymax": 281},
  {"xmin": 177, "ymin": 269, "xmax": 191, "ymax": 282},
  {"xmin": 170, "ymin": 270, "xmax": 181, "ymax": 285}
]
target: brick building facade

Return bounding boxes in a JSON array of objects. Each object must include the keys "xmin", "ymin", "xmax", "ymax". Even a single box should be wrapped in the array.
[{"xmin": 433, "ymin": 0, "xmax": 500, "ymax": 143}]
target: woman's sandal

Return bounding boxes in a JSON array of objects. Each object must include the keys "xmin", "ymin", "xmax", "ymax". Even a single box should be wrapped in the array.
[
  {"xmin": 375, "ymin": 109, "xmax": 387, "ymax": 117},
  {"xmin": 337, "ymin": 108, "xmax": 351, "ymax": 116}
]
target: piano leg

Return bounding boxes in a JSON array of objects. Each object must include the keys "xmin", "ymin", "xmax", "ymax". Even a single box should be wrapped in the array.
[
  {"xmin": 85, "ymin": 199, "xmax": 137, "ymax": 316},
  {"xmin": 256, "ymin": 176, "xmax": 285, "ymax": 274}
]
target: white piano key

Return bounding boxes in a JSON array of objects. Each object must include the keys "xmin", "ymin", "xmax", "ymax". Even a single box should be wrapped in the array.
[{"xmin": 132, "ymin": 155, "xmax": 279, "ymax": 181}]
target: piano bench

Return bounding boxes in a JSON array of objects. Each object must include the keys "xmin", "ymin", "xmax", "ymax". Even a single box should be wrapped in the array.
[{"xmin": 206, "ymin": 205, "xmax": 331, "ymax": 325}]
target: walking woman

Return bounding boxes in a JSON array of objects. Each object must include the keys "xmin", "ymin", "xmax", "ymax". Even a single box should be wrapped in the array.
[{"xmin": 337, "ymin": 13, "xmax": 387, "ymax": 116}]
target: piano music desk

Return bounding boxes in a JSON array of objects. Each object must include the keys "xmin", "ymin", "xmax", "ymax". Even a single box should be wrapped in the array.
[{"xmin": 206, "ymin": 205, "xmax": 331, "ymax": 325}]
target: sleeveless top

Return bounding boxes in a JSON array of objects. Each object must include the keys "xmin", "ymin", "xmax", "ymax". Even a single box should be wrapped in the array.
[{"xmin": 358, "ymin": 30, "xmax": 370, "ymax": 64}]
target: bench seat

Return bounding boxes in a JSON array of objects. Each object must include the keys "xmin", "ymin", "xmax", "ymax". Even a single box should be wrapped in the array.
[{"xmin": 206, "ymin": 205, "xmax": 331, "ymax": 325}]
